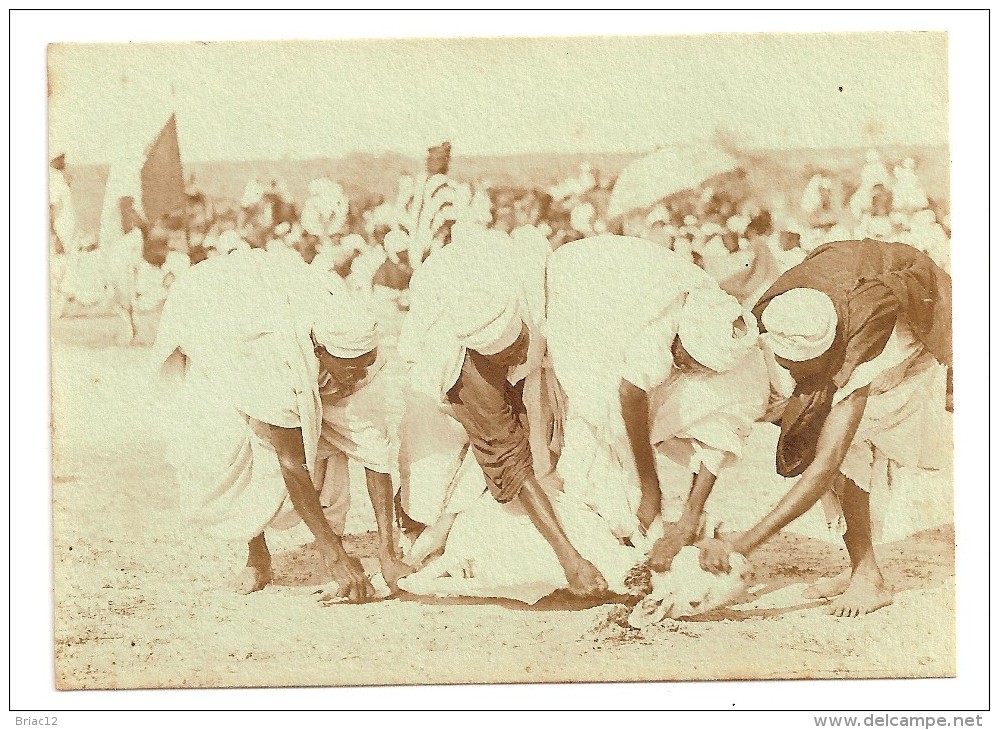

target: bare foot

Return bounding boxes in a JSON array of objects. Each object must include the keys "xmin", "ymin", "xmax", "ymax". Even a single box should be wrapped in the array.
[
  {"xmin": 826, "ymin": 574, "xmax": 893, "ymax": 618},
  {"xmin": 234, "ymin": 564, "xmax": 272, "ymax": 595},
  {"xmin": 565, "ymin": 559, "xmax": 610, "ymax": 598},
  {"xmin": 802, "ymin": 568, "xmax": 852, "ymax": 599},
  {"xmin": 380, "ymin": 556, "xmax": 416, "ymax": 593}
]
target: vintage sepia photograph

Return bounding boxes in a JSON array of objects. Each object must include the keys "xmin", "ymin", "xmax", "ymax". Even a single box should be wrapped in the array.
[{"xmin": 39, "ymin": 19, "xmax": 973, "ymax": 700}]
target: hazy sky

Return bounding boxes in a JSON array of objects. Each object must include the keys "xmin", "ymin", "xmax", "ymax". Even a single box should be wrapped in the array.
[{"xmin": 48, "ymin": 32, "xmax": 948, "ymax": 164}]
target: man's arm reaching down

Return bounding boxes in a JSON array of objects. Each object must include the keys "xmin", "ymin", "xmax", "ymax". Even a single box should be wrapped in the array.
[
  {"xmin": 620, "ymin": 379, "xmax": 662, "ymax": 533},
  {"xmin": 267, "ymin": 424, "xmax": 374, "ymax": 602},
  {"xmin": 699, "ymin": 387, "xmax": 870, "ymax": 573}
]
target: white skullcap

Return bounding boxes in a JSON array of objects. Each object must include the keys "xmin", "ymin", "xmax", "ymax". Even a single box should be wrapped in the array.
[
  {"xmin": 677, "ymin": 288, "xmax": 760, "ymax": 372},
  {"xmin": 761, "ymin": 288, "xmax": 838, "ymax": 362}
]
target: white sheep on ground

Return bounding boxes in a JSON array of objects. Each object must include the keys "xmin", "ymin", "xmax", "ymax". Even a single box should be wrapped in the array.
[{"xmin": 628, "ymin": 546, "xmax": 749, "ymax": 627}]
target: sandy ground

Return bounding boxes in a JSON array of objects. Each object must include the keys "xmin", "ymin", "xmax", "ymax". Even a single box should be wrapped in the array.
[{"xmin": 51, "ymin": 313, "xmax": 956, "ymax": 689}]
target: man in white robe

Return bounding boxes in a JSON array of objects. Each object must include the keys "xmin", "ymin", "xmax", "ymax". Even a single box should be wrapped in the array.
[
  {"xmin": 545, "ymin": 235, "xmax": 767, "ymax": 570},
  {"xmin": 153, "ymin": 249, "xmax": 412, "ymax": 600},
  {"xmin": 49, "ymin": 153, "xmax": 77, "ymax": 255},
  {"xmin": 50, "ymin": 152, "xmax": 78, "ymax": 316}
]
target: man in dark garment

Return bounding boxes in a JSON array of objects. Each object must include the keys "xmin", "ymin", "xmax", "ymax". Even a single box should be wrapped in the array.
[
  {"xmin": 698, "ymin": 239, "xmax": 952, "ymax": 618},
  {"xmin": 397, "ymin": 227, "xmax": 608, "ymax": 598},
  {"xmin": 441, "ymin": 323, "xmax": 610, "ymax": 598}
]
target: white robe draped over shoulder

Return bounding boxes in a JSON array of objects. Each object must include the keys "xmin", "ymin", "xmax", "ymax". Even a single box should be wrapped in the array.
[
  {"xmin": 152, "ymin": 249, "xmax": 383, "ymax": 542},
  {"xmin": 547, "ymin": 236, "xmax": 767, "ymax": 539}
]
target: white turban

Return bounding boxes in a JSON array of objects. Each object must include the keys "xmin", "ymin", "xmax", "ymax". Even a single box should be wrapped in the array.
[
  {"xmin": 400, "ymin": 223, "xmax": 548, "ymax": 400},
  {"xmin": 677, "ymin": 287, "xmax": 760, "ymax": 373},
  {"xmin": 450, "ymin": 287, "xmax": 524, "ymax": 357},
  {"xmin": 308, "ymin": 275, "xmax": 379, "ymax": 359},
  {"xmin": 760, "ymin": 288, "xmax": 838, "ymax": 362}
]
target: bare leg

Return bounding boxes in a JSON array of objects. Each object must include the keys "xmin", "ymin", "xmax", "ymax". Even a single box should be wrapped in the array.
[
  {"xmin": 803, "ymin": 474, "xmax": 852, "ymax": 599},
  {"xmin": 393, "ymin": 490, "xmax": 426, "ymax": 542},
  {"xmin": 365, "ymin": 468, "xmax": 414, "ymax": 590},
  {"xmin": 312, "ymin": 456, "xmax": 329, "ymax": 498},
  {"xmin": 518, "ymin": 477, "xmax": 608, "ymax": 597},
  {"xmin": 235, "ymin": 533, "xmax": 272, "ymax": 594},
  {"xmin": 406, "ymin": 512, "xmax": 458, "ymax": 568},
  {"xmin": 827, "ymin": 475, "xmax": 893, "ymax": 617}
]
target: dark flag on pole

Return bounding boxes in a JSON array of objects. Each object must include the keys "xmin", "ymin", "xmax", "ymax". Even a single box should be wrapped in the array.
[{"xmin": 140, "ymin": 113, "xmax": 185, "ymax": 227}]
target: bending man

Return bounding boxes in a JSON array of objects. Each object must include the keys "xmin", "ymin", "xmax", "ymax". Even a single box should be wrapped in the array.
[
  {"xmin": 699, "ymin": 239, "xmax": 952, "ymax": 617},
  {"xmin": 546, "ymin": 235, "xmax": 766, "ymax": 567},
  {"xmin": 153, "ymin": 248, "xmax": 411, "ymax": 602},
  {"xmin": 397, "ymin": 223, "xmax": 608, "ymax": 597}
]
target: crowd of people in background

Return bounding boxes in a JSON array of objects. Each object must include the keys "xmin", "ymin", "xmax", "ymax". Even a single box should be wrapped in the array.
[{"xmin": 50, "ymin": 143, "xmax": 950, "ymax": 336}]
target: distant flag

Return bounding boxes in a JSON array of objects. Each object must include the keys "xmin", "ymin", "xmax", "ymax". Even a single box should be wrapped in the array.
[{"xmin": 140, "ymin": 113, "xmax": 185, "ymax": 225}]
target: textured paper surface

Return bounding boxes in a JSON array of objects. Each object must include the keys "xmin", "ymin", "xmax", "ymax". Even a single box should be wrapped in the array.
[{"xmin": 49, "ymin": 32, "xmax": 954, "ymax": 690}]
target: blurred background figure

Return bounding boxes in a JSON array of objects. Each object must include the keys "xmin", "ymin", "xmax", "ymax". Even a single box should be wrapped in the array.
[
  {"xmin": 855, "ymin": 183, "xmax": 896, "ymax": 240},
  {"xmin": 849, "ymin": 149, "xmax": 893, "ymax": 219},
  {"xmin": 49, "ymin": 152, "xmax": 78, "ymax": 256},
  {"xmin": 50, "ymin": 151, "xmax": 79, "ymax": 317},
  {"xmin": 891, "ymin": 158, "xmax": 929, "ymax": 214},
  {"xmin": 800, "ymin": 171, "xmax": 834, "ymax": 222},
  {"xmin": 301, "ymin": 178, "xmax": 349, "ymax": 248}
]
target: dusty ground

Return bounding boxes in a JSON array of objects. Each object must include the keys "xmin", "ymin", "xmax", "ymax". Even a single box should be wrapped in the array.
[{"xmin": 51, "ymin": 313, "xmax": 956, "ymax": 689}]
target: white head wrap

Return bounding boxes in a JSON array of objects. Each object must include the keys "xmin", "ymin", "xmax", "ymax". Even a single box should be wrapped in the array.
[
  {"xmin": 449, "ymin": 287, "xmax": 524, "ymax": 357},
  {"xmin": 760, "ymin": 288, "xmax": 838, "ymax": 362},
  {"xmin": 676, "ymin": 287, "xmax": 760, "ymax": 372},
  {"xmin": 307, "ymin": 274, "xmax": 379, "ymax": 359},
  {"xmin": 400, "ymin": 223, "xmax": 548, "ymax": 400}
]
